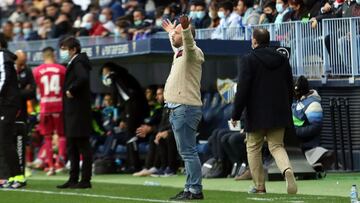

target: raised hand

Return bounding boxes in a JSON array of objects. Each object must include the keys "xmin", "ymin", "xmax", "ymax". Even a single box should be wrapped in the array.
[
  {"xmin": 179, "ymin": 15, "xmax": 191, "ymax": 29},
  {"xmin": 161, "ymin": 19, "xmax": 177, "ymax": 33}
]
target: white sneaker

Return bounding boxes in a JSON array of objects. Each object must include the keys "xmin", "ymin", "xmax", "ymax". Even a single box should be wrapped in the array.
[{"xmin": 285, "ymin": 169, "xmax": 297, "ymax": 194}]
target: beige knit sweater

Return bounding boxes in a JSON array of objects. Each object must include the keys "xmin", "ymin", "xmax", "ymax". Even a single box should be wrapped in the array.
[{"xmin": 164, "ymin": 28, "xmax": 204, "ymax": 106}]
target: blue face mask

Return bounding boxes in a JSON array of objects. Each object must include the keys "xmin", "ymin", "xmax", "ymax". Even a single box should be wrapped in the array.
[
  {"xmin": 23, "ymin": 28, "xmax": 31, "ymax": 36},
  {"xmin": 99, "ymin": 14, "xmax": 107, "ymax": 24},
  {"xmin": 276, "ymin": 3, "xmax": 284, "ymax": 13},
  {"xmin": 189, "ymin": 11, "xmax": 197, "ymax": 19},
  {"xmin": 102, "ymin": 74, "xmax": 112, "ymax": 87},
  {"xmin": 134, "ymin": 20, "xmax": 143, "ymax": 26},
  {"xmin": 84, "ymin": 22, "xmax": 92, "ymax": 30},
  {"xmin": 114, "ymin": 29, "xmax": 121, "ymax": 37},
  {"xmin": 196, "ymin": 11, "xmax": 206, "ymax": 19},
  {"xmin": 13, "ymin": 27, "xmax": 21, "ymax": 34},
  {"xmin": 59, "ymin": 49, "xmax": 70, "ymax": 63},
  {"xmin": 217, "ymin": 11, "xmax": 226, "ymax": 19},
  {"xmin": 357, "ymin": 0, "xmax": 360, "ymax": 4}
]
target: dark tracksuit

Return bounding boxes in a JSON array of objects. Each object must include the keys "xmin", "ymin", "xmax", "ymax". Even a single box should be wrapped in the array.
[{"xmin": 0, "ymin": 49, "xmax": 21, "ymax": 179}]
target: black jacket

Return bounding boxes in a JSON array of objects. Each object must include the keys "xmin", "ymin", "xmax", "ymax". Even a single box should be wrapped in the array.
[
  {"xmin": 63, "ymin": 53, "xmax": 92, "ymax": 138},
  {"xmin": 0, "ymin": 49, "xmax": 20, "ymax": 108},
  {"xmin": 232, "ymin": 46, "xmax": 294, "ymax": 132},
  {"xmin": 16, "ymin": 66, "xmax": 35, "ymax": 121},
  {"xmin": 108, "ymin": 65, "xmax": 149, "ymax": 134}
]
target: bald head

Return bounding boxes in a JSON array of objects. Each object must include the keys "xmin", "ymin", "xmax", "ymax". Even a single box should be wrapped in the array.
[
  {"xmin": 15, "ymin": 50, "xmax": 27, "ymax": 70},
  {"xmin": 251, "ymin": 28, "xmax": 270, "ymax": 49}
]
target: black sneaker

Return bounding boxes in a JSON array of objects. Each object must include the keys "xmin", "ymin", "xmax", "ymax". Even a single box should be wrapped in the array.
[
  {"xmin": 169, "ymin": 191, "xmax": 190, "ymax": 200},
  {"xmin": 187, "ymin": 192, "xmax": 204, "ymax": 200},
  {"xmin": 56, "ymin": 181, "xmax": 78, "ymax": 189},
  {"xmin": 72, "ymin": 181, "xmax": 92, "ymax": 189}
]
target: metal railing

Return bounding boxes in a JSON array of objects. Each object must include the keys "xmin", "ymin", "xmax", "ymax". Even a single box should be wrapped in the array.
[{"xmin": 8, "ymin": 17, "xmax": 360, "ymax": 79}]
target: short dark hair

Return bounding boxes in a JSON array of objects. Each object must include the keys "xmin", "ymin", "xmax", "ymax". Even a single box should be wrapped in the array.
[
  {"xmin": 192, "ymin": 0, "xmax": 206, "ymax": 8},
  {"xmin": 239, "ymin": 0, "xmax": 254, "ymax": 8},
  {"xmin": 59, "ymin": 36, "xmax": 81, "ymax": 53},
  {"xmin": 133, "ymin": 8, "xmax": 146, "ymax": 17},
  {"xmin": 252, "ymin": 28, "xmax": 270, "ymax": 46},
  {"xmin": 218, "ymin": 1, "xmax": 234, "ymax": 12},
  {"xmin": 0, "ymin": 33, "xmax": 8, "ymax": 49},
  {"xmin": 263, "ymin": 0, "xmax": 276, "ymax": 10}
]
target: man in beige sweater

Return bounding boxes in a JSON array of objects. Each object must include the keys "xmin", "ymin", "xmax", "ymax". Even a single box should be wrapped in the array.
[{"xmin": 162, "ymin": 15, "xmax": 205, "ymax": 201}]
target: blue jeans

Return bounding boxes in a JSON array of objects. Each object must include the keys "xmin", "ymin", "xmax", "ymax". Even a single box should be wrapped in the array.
[{"xmin": 169, "ymin": 105, "xmax": 202, "ymax": 194}]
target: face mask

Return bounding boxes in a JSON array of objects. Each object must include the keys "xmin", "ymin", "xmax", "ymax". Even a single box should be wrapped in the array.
[
  {"xmin": 102, "ymin": 74, "xmax": 112, "ymax": 87},
  {"xmin": 99, "ymin": 14, "xmax": 107, "ymax": 24},
  {"xmin": 114, "ymin": 28, "xmax": 121, "ymax": 37},
  {"xmin": 217, "ymin": 11, "xmax": 226, "ymax": 19},
  {"xmin": 134, "ymin": 20, "xmax": 143, "ymax": 26},
  {"xmin": 99, "ymin": 0, "xmax": 112, "ymax": 7},
  {"xmin": 266, "ymin": 13, "xmax": 274, "ymax": 22},
  {"xmin": 357, "ymin": 0, "xmax": 360, "ymax": 4},
  {"xmin": 189, "ymin": 11, "xmax": 196, "ymax": 19},
  {"xmin": 276, "ymin": 4, "xmax": 284, "ymax": 13},
  {"xmin": 23, "ymin": 28, "xmax": 31, "ymax": 36},
  {"xmin": 83, "ymin": 22, "xmax": 92, "ymax": 30},
  {"xmin": 196, "ymin": 11, "xmax": 206, "ymax": 19},
  {"xmin": 59, "ymin": 49, "xmax": 70, "ymax": 63},
  {"xmin": 13, "ymin": 27, "xmax": 21, "ymax": 34},
  {"xmin": 155, "ymin": 19, "xmax": 162, "ymax": 27}
]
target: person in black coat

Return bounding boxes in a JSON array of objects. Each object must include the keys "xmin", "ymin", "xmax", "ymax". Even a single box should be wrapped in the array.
[
  {"xmin": 231, "ymin": 28, "xmax": 297, "ymax": 194},
  {"xmin": 0, "ymin": 33, "xmax": 25, "ymax": 189},
  {"xmin": 101, "ymin": 62, "xmax": 149, "ymax": 172},
  {"xmin": 56, "ymin": 36, "xmax": 92, "ymax": 189}
]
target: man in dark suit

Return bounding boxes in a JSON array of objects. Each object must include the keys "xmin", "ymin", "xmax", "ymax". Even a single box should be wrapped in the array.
[
  {"xmin": 231, "ymin": 28, "xmax": 297, "ymax": 194},
  {"xmin": 56, "ymin": 36, "xmax": 92, "ymax": 189}
]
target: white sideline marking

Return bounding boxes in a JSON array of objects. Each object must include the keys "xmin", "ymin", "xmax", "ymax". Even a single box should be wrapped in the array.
[{"xmin": 1, "ymin": 189, "xmax": 184, "ymax": 203}]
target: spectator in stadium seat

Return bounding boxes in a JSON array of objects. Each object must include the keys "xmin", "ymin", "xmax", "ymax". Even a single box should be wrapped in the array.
[
  {"xmin": 81, "ymin": 13, "xmax": 107, "ymax": 37},
  {"xmin": 208, "ymin": 0, "xmax": 221, "ymax": 28},
  {"xmin": 259, "ymin": 1, "xmax": 277, "ymax": 24},
  {"xmin": 163, "ymin": 3, "xmax": 182, "ymax": 22},
  {"xmin": 101, "ymin": 62, "xmax": 149, "ymax": 173},
  {"xmin": 61, "ymin": 0, "xmax": 84, "ymax": 22},
  {"xmin": 51, "ymin": 13, "xmax": 74, "ymax": 39},
  {"xmin": 236, "ymin": 0, "xmax": 260, "ymax": 26},
  {"xmin": 231, "ymin": 28, "xmax": 297, "ymax": 194},
  {"xmin": 57, "ymin": 36, "xmax": 93, "ymax": 189},
  {"xmin": 128, "ymin": 8, "xmax": 153, "ymax": 40},
  {"xmin": 211, "ymin": 1, "xmax": 242, "ymax": 39},
  {"xmin": 22, "ymin": 21, "xmax": 40, "ymax": 41},
  {"xmin": 0, "ymin": 33, "xmax": 25, "ymax": 189},
  {"xmin": 99, "ymin": 7, "xmax": 116, "ymax": 34},
  {"xmin": 45, "ymin": 3, "xmax": 60, "ymax": 22},
  {"xmin": 274, "ymin": 0, "xmax": 291, "ymax": 23},
  {"xmin": 2, "ymin": 21, "xmax": 14, "ymax": 42},
  {"xmin": 114, "ymin": 20, "xmax": 131, "ymax": 40},
  {"xmin": 191, "ymin": 0, "xmax": 212, "ymax": 29},
  {"xmin": 38, "ymin": 17, "xmax": 54, "ymax": 40},
  {"xmin": 8, "ymin": 4, "xmax": 27, "ymax": 23},
  {"xmin": 99, "ymin": 0, "xmax": 125, "ymax": 20},
  {"xmin": 288, "ymin": 0, "xmax": 310, "ymax": 22},
  {"xmin": 13, "ymin": 21, "xmax": 24, "ymax": 41}
]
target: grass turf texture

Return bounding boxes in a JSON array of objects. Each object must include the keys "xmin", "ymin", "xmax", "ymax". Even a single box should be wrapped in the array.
[{"xmin": 0, "ymin": 172, "xmax": 357, "ymax": 203}]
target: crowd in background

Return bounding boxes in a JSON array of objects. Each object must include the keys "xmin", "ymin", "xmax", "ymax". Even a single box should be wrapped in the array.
[{"xmin": 0, "ymin": 0, "xmax": 359, "ymax": 42}]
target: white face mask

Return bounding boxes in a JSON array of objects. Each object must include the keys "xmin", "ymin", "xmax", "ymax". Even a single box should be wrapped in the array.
[
  {"xmin": 217, "ymin": 11, "xmax": 226, "ymax": 19},
  {"xmin": 155, "ymin": 19, "xmax": 162, "ymax": 27},
  {"xmin": 102, "ymin": 73, "xmax": 113, "ymax": 87},
  {"xmin": 356, "ymin": 0, "xmax": 360, "ymax": 4}
]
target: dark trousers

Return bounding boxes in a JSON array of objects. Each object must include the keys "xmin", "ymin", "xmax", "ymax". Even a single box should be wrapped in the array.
[
  {"xmin": 67, "ymin": 137, "xmax": 93, "ymax": 183},
  {"xmin": 0, "ymin": 106, "xmax": 21, "ymax": 179},
  {"xmin": 144, "ymin": 133, "xmax": 160, "ymax": 169},
  {"xmin": 158, "ymin": 133, "xmax": 178, "ymax": 171},
  {"xmin": 221, "ymin": 132, "xmax": 248, "ymax": 165}
]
